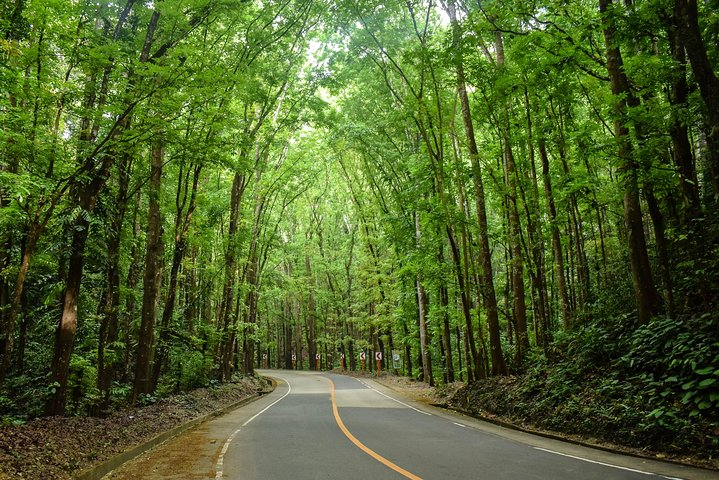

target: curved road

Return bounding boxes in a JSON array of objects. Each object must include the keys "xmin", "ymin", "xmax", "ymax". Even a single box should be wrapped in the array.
[{"xmin": 107, "ymin": 370, "xmax": 714, "ymax": 480}]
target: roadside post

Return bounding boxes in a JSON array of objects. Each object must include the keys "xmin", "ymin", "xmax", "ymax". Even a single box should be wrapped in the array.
[
  {"xmin": 360, "ymin": 351, "xmax": 366, "ymax": 371},
  {"xmin": 375, "ymin": 351, "xmax": 382, "ymax": 377},
  {"xmin": 316, "ymin": 353, "xmax": 321, "ymax": 371},
  {"xmin": 392, "ymin": 350, "xmax": 401, "ymax": 371},
  {"xmin": 341, "ymin": 353, "xmax": 346, "ymax": 371},
  {"xmin": 292, "ymin": 353, "xmax": 296, "ymax": 370}
]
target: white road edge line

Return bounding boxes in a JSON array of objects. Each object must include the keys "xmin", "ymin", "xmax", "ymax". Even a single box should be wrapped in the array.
[
  {"xmin": 453, "ymin": 422, "xmax": 467, "ymax": 428},
  {"xmin": 357, "ymin": 379, "xmax": 432, "ymax": 416},
  {"xmin": 533, "ymin": 447, "xmax": 684, "ymax": 480},
  {"xmin": 215, "ymin": 376, "xmax": 292, "ymax": 479}
]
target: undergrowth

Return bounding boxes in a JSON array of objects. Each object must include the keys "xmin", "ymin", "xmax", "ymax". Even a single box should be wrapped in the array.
[{"xmin": 451, "ymin": 312, "xmax": 719, "ymax": 461}]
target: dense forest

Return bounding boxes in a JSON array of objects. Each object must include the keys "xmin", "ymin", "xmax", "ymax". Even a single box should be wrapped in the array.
[{"xmin": 1, "ymin": 0, "xmax": 717, "ymax": 457}]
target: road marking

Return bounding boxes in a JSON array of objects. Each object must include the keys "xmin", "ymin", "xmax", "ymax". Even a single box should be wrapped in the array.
[
  {"xmin": 357, "ymin": 379, "xmax": 432, "ymax": 416},
  {"xmin": 215, "ymin": 377, "xmax": 292, "ymax": 479},
  {"xmin": 329, "ymin": 379, "xmax": 424, "ymax": 480},
  {"xmin": 452, "ymin": 422, "xmax": 467, "ymax": 428},
  {"xmin": 533, "ymin": 447, "xmax": 684, "ymax": 480}
]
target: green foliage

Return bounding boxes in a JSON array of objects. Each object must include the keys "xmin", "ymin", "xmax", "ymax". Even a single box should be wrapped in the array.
[
  {"xmin": 456, "ymin": 310, "xmax": 719, "ymax": 457},
  {"xmin": 620, "ymin": 314, "xmax": 719, "ymax": 425}
]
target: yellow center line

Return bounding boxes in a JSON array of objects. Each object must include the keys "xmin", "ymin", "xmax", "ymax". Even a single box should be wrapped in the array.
[{"xmin": 328, "ymin": 378, "xmax": 424, "ymax": 480}]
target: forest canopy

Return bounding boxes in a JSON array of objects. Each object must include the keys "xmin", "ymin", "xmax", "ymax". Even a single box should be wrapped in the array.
[{"xmin": 1, "ymin": 0, "xmax": 717, "ymax": 455}]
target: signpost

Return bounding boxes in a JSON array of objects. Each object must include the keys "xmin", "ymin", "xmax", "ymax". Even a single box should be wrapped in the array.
[
  {"xmin": 262, "ymin": 353, "xmax": 267, "ymax": 368},
  {"xmin": 375, "ymin": 351, "xmax": 382, "ymax": 377},
  {"xmin": 392, "ymin": 350, "xmax": 401, "ymax": 370},
  {"xmin": 315, "ymin": 353, "xmax": 321, "ymax": 371},
  {"xmin": 340, "ymin": 353, "xmax": 346, "ymax": 371},
  {"xmin": 292, "ymin": 353, "xmax": 296, "ymax": 370},
  {"xmin": 360, "ymin": 351, "xmax": 366, "ymax": 371}
]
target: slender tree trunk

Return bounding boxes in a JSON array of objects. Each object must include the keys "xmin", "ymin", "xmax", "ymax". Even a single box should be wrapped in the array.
[
  {"xmin": 96, "ymin": 140, "xmax": 132, "ymax": 412},
  {"xmin": 494, "ymin": 31, "xmax": 529, "ymax": 362},
  {"xmin": 305, "ymin": 253, "xmax": 317, "ymax": 371},
  {"xmin": 538, "ymin": 138, "xmax": 571, "ymax": 329},
  {"xmin": 674, "ymin": 0, "xmax": 719, "ymax": 196},
  {"xmin": 122, "ymin": 192, "xmax": 142, "ymax": 383},
  {"xmin": 242, "ymin": 198, "xmax": 264, "ymax": 376},
  {"xmin": 0, "ymin": 223, "xmax": 40, "ymax": 384},
  {"xmin": 666, "ymin": 10, "xmax": 701, "ymax": 221},
  {"xmin": 415, "ymin": 212, "xmax": 433, "ymax": 385},
  {"xmin": 132, "ymin": 139, "xmax": 164, "ymax": 403},
  {"xmin": 151, "ymin": 164, "xmax": 201, "ymax": 390},
  {"xmin": 523, "ymin": 89, "xmax": 551, "ymax": 347},
  {"xmin": 218, "ymin": 172, "xmax": 243, "ymax": 380},
  {"xmin": 438, "ymin": 243, "xmax": 455, "ymax": 383},
  {"xmin": 446, "ymin": 227, "xmax": 480, "ymax": 379},
  {"xmin": 599, "ymin": 0, "xmax": 662, "ymax": 324},
  {"xmin": 446, "ymin": 1, "xmax": 507, "ymax": 375}
]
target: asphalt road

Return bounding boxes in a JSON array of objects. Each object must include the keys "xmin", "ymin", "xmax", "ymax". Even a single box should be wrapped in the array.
[{"xmin": 107, "ymin": 370, "xmax": 716, "ymax": 480}]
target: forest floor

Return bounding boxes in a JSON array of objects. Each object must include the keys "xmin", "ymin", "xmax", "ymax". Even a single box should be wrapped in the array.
[{"xmin": 0, "ymin": 377, "xmax": 267, "ymax": 480}]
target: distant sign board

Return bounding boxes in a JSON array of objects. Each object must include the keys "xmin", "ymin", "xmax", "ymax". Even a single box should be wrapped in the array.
[
  {"xmin": 392, "ymin": 350, "xmax": 401, "ymax": 369},
  {"xmin": 375, "ymin": 352, "xmax": 382, "ymax": 361}
]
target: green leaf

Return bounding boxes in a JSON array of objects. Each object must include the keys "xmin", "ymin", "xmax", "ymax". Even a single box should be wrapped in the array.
[{"xmin": 698, "ymin": 378, "xmax": 717, "ymax": 388}]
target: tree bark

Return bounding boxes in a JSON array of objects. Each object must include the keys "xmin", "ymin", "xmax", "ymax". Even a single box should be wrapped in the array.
[
  {"xmin": 666, "ymin": 9, "xmax": 701, "ymax": 221},
  {"xmin": 415, "ymin": 212, "xmax": 433, "ymax": 385},
  {"xmin": 438, "ymin": 243, "xmax": 455, "ymax": 383},
  {"xmin": 132, "ymin": 139, "xmax": 164, "ymax": 403},
  {"xmin": 599, "ymin": 0, "xmax": 662, "ymax": 324},
  {"xmin": 151, "ymin": 163, "xmax": 201, "ymax": 390},
  {"xmin": 538, "ymin": 139, "xmax": 571, "ymax": 329},
  {"xmin": 445, "ymin": 0, "xmax": 507, "ymax": 375},
  {"xmin": 674, "ymin": 0, "xmax": 719, "ymax": 196},
  {"xmin": 218, "ymin": 172, "xmax": 244, "ymax": 380},
  {"xmin": 305, "ymin": 253, "xmax": 317, "ymax": 371},
  {"xmin": 96, "ymin": 134, "xmax": 132, "ymax": 412}
]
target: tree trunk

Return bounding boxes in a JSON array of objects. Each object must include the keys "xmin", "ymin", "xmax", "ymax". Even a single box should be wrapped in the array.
[
  {"xmin": 242, "ymin": 199, "xmax": 264, "ymax": 376},
  {"xmin": 218, "ymin": 172, "xmax": 243, "ymax": 380},
  {"xmin": 122, "ymin": 192, "xmax": 142, "ymax": 383},
  {"xmin": 96, "ymin": 139, "xmax": 132, "ymax": 412},
  {"xmin": 415, "ymin": 212, "xmax": 433, "ymax": 385},
  {"xmin": 151, "ymin": 163, "xmax": 201, "ymax": 390},
  {"xmin": 438, "ymin": 242, "xmax": 455, "ymax": 383},
  {"xmin": 599, "ymin": 0, "xmax": 662, "ymax": 324},
  {"xmin": 538, "ymin": 138, "xmax": 571, "ymax": 329},
  {"xmin": 494, "ymin": 31, "xmax": 529, "ymax": 363},
  {"xmin": 446, "ymin": 226, "xmax": 480, "ymax": 379},
  {"xmin": 0, "ymin": 223, "xmax": 40, "ymax": 384},
  {"xmin": 445, "ymin": 0, "xmax": 507, "ymax": 375},
  {"xmin": 523, "ymin": 89, "xmax": 551, "ymax": 348},
  {"xmin": 132, "ymin": 139, "xmax": 164, "ymax": 403},
  {"xmin": 674, "ymin": 0, "xmax": 719, "ymax": 196},
  {"xmin": 305, "ymin": 253, "xmax": 317, "ymax": 371},
  {"xmin": 666, "ymin": 9, "xmax": 701, "ymax": 221}
]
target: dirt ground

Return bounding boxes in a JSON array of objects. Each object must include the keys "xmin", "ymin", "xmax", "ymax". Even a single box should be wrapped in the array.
[{"xmin": 0, "ymin": 378, "xmax": 264, "ymax": 480}]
